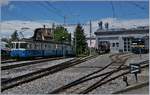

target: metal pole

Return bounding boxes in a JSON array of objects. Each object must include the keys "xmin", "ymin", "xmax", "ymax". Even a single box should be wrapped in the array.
[
  {"xmin": 89, "ymin": 20, "xmax": 92, "ymax": 55},
  {"xmin": 63, "ymin": 43, "xmax": 65, "ymax": 58},
  {"xmin": 134, "ymin": 73, "xmax": 138, "ymax": 82},
  {"xmin": 64, "ymin": 16, "xmax": 66, "ymax": 25},
  {"xmin": 62, "ymin": 40, "xmax": 63, "ymax": 57},
  {"xmin": 52, "ymin": 23, "xmax": 55, "ymax": 41},
  {"xmin": 75, "ymin": 31, "xmax": 77, "ymax": 55},
  {"xmin": 62, "ymin": 37, "xmax": 65, "ymax": 58},
  {"xmin": 139, "ymin": 47, "xmax": 142, "ymax": 59}
]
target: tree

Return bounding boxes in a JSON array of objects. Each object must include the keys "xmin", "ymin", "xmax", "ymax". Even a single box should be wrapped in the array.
[
  {"xmin": 53, "ymin": 26, "xmax": 71, "ymax": 42},
  {"xmin": 74, "ymin": 24, "xmax": 87, "ymax": 55},
  {"xmin": 11, "ymin": 30, "xmax": 19, "ymax": 41}
]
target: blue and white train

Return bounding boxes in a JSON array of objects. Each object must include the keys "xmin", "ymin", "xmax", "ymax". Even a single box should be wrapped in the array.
[{"xmin": 10, "ymin": 40, "xmax": 74, "ymax": 58}]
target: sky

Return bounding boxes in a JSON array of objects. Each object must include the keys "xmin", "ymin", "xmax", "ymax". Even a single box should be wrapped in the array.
[
  {"xmin": 1, "ymin": 1, "xmax": 149, "ymax": 23},
  {"xmin": 0, "ymin": 0, "xmax": 149, "ymax": 38}
]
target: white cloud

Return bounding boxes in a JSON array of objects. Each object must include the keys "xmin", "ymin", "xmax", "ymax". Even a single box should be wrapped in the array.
[
  {"xmin": 1, "ymin": 18, "xmax": 149, "ymax": 39},
  {"xmin": 0, "ymin": 0, "xmax": 9, "ymax": 6},
  {"xmin": 98, "ymin": 18, "xmax": 149, "ymax": 29},
  {"xmin": 1, "ymin": 20, "xmax": 56, "ymax": 38}
]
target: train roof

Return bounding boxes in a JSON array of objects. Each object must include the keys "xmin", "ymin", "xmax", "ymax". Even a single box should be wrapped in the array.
[{"xmin": 11, "ymin": 39, "xmax": 71, "ymax": 45}]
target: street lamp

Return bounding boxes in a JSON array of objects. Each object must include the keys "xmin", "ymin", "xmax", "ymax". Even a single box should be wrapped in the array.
[{"xmin": 62, "ymin": 36, "xmax": 65, "ymax": 58}]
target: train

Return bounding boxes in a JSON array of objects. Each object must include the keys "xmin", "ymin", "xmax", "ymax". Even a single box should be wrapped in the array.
[
  {"xmin": 10, "ymin": 26, "xmax": 74, "ymax": 58},
  {"xmin": 10, "ymin": 39, "xmax": 74, "ymax": 58},
  {"xmin": 96, "ymin": 41, "xmax": 110, "ymax": 54},
  {"xmin": 131, "ymin": 36, "xmax": 149, "ymax": 54}
]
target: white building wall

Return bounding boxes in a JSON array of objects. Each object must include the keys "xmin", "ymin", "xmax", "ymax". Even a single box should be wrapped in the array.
[
  {"xmin": 86, "ymin": 39, "xmax": 96, "ymax": 48},
  {"xmin": 96, "ymin": 33, "xmax": 148, "ymax": 53}
]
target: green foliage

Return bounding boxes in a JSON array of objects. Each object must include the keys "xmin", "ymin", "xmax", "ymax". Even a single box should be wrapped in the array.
[
  {"xmin": 53, "ymin": 26, "xmax": 71, "ymax": 42},
  {"xmin": 74, "ymin": 24, "xmax": 88, "ymax": 55}
]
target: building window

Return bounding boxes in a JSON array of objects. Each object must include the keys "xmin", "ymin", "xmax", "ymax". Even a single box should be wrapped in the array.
[
  {"xmin": 124, "ymin": 45, "xmax": 127, "ymax": 49},
  {"xmin": 116, "ymin": 43, "xmax": 119, "ymax": 47},
  {"xmin": 112, "ymin": 43, "xmax": 115, "ymax": 47},
  {"xmin": 124, "ymin": 38, "xmax": 127, "ymax": 41},
  {"xmin": 124, "ymin": 48, "xmax": 127, "ymax": 51},
  {"xmin": 124, "ymin": 41, "xmax": 127, "ymax": 44}
]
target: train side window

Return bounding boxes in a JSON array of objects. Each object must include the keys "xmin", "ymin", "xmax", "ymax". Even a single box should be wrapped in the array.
[
  {"xmin": 29, "ymin": 44, "xmax": 32, "ymax": 49},
  {"xmin": 34, "ymin": 44, "xmax": 36, "ymax": 49},
  {"xmin": 20, "ymin": 43, "xmax": 28, "ymax": 49},
  {"xmin": 45, "ymin": 44, "xmax": 47, "ymax": 49},
  {"xmin": 39, "ymin": 43, "xmax": 41, "ymax": 50},
  {"xmin": 48, "ymin": 44, "xmax": 51, "ymax": 49},
  {"xmin": 27, "ymin": 44, "xmax": 30, "ymax": 49},
  {"xmin": 51, "ymin": 44, "xmax": 54, "ymax": 50},
  {"xmin": 32, "ymin": 44, "xmax": 35, "ymax": 49}
]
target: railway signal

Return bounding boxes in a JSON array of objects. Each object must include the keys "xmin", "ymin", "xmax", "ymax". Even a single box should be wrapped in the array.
[{"xmin": 129, "ymin": 63, "xmax": 141, "ymax": 82}]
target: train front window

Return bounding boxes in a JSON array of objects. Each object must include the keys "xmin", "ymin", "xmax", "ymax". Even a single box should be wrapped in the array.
[
  {"xmin": 20, "ymin": 43, "xmax": 28, "ymax": 49},
  {"xmin": 16, "ymin": 43, "xmax": 19, "ymax": 49},
  {"xmin": 12, "ymin": 43, "xmax": 16, "ymax": 48}
]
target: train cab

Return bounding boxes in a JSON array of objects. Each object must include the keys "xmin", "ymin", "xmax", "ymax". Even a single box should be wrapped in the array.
[
  {"xmin": 10, "ymin": 41, "xmax": 43, "ymax": 58},
  {"xmin": 10, "ymin": 41, "xmax": 29, "ymax": 58}
]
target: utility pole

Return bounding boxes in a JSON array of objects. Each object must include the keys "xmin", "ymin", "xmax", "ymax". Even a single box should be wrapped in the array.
[
  {"xmin": 89, "ymin": 20, "xmax": 92, "ymax": 55},
  {"xmin": 75, "ymin": 30, "xmax": 77, "ymax": 56},
  {"xmin": 64, "ymin": 16, "xmax": 67, "ymax": 25},
  {"xmin": 52, "ymin": 23, "xmax": 55, "ymax": 40}
]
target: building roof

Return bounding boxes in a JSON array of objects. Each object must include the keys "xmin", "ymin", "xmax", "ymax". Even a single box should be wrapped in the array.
[
  {"xmin": 32, "ymin": 28, "xmax": 53, "ymax": 41},
  {"xmin": 95, "ymin": 28, "xmax": 149, "ymax": 36}
]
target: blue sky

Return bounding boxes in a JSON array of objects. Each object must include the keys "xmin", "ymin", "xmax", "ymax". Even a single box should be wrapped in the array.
[{"xmin": 1, "ymin": 1, "xmax": 149, "ymax": 24}]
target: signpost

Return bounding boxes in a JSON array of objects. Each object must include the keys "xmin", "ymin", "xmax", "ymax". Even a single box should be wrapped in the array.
[{"xmin": 129, "ymin": 63, "xmax": 141, "ymax": 82}]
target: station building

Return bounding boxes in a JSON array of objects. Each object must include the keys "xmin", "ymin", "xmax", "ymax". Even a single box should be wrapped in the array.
[{"xmin": 95, "ymin": 23, "xmax": 149, "ymax": 53}]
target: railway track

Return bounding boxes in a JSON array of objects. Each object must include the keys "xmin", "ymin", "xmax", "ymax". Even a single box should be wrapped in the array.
[
  {"xmin": 49, "ymin": 53, "xmax": 143, "ymax": 94},
  {"xmin": 1, "ymin": 55, "xmax": 98, "ymax": 92},
  {"xmin": 1, "ymin": 59, "xmax": 18, "ymax": 64},
  {"xmin": 1, "ymin": 57, "xmax": 65, "ymax": 64},
  {"xmin": 1, "ymin": 57, "xmax": 64, "ymax": 70}
]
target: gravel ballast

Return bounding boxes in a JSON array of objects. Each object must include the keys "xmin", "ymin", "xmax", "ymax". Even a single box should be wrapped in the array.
[{"xmin": 2, "ymin": 53, "xmax": 149, "ymax": 94}]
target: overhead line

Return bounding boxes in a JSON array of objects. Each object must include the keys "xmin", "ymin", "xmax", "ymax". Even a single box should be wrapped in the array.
[
  {"xmin": 42, "ymin": 1, "xmax": 64, "ymax": 18},
  {"xmin": 110, "ymin": 1, "xmax": 115, "ymax": 18},
  {"xmin": 130, "ymin": 2, "xmax": 147, "ymax": 10}
]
